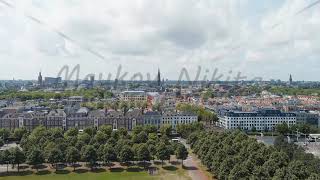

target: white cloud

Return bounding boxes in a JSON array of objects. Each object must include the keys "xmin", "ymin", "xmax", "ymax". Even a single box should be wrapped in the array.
[{"xmin": 0, "ymin": 0, "xmax": 319, "ymax": 80}]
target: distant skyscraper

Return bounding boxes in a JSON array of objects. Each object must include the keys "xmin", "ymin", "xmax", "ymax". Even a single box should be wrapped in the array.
[
  {"xmin": 289, "ymin": 74, "xmax": 293, "ymax": 85},
  {"xmin": 157, "ymin": 69, "xmax": 161, "ymax": 87},
  {"xmin": 38, "ymin": 72, "xmax": 43, "ymax": 86}
]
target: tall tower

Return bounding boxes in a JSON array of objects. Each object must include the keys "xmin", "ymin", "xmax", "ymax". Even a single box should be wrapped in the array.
[
  {"xmin": 38, "ymin": 71, "xmax": 43, "ymax": 87},
  {"xmin": 157, "ymin": 68, "xmax": 161, "ymax": 87},
  {"xmin": 289, "ymin": 74, "xmax": 293, "ymax": 85}
]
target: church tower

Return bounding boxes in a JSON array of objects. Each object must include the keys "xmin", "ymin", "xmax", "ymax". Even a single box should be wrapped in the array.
[
  {"xmin": 289, "ymin": 74, "xmax": 293, "ymax": 85},
  {"xmin": 157, "ymin": 68, "xmax": 161, "ymax": 87}
]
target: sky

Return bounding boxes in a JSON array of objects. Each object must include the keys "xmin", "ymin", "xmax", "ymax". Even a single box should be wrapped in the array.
[{"xmin": 0, "ymin": 0, "xmax": 319, "ymax": 81}]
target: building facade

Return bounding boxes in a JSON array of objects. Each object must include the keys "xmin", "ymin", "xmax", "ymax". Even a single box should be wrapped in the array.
[
  {"xmin": 143, "ymin": 111, "xmax": 161, "ymax": 129},
  {"xmin": 0, "ymin": 108, "xmax": 198, "ymax": 131},
  {"xmin": 161, "ymin": 111, "xmax": 198, "ymax": 129},
  {"xmin": 219, "ymin": 109, "xmax": 296, "ymax": 131},
  {"xmin": 120, "ymin": 91, "xmax": 147, "ymax": 102}
]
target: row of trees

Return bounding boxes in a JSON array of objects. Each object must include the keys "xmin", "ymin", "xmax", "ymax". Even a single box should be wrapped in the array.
[
  {"xmin": 1, "ymin": 125, "xmax": 188, "ymax": 173},
  {"xmin": 187, "ymin": 130, "xmax": 320, "ymax": 179},
  {"xmin": 269, "ymin": 86, "xmax": 320, "ymax": 96},
  {"xmin": 275, "ymin": 123, "xmax": 319, "ymax": 135},
  {"xmin": 0, "ymin": 128, "xmax": 27, "ymax": 143},
  {"xmin": 0, "ymin": 88, "xmax": 113, "ymax": 101}
]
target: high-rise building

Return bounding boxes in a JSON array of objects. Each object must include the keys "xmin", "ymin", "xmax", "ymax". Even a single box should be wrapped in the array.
[{"xmin": 37, "ymin": 72, "xmax": 43, "ymax": 86}]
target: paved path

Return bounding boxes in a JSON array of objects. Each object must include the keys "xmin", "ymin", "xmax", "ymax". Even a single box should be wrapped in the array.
[
  {"xmin": 180, "ymin": 139, "xmax": 210, "ymax": 180},
  {"xmin": 184, "ymin": 155, "xmax": 210, "ymax": 180}
]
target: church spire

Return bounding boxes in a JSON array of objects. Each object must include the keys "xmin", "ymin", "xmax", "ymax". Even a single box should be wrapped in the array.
[{"xmin": 157, "ymin": 68, "xmax": 161, "ymax": 87}]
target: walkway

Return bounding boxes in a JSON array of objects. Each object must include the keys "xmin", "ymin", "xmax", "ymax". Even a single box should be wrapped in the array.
[{"xmin": 180, "ymin": 139, "xmax": 210, "ymax": 180}]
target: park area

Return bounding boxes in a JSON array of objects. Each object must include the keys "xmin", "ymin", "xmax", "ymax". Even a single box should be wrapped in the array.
[{"xmin": 0, "ymin": 162, "xmax": 191, "ymax": 180}]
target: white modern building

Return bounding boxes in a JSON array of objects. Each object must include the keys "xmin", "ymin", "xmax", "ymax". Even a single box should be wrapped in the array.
[
  {"xmin": 219, "ymin": 109, "xmax": 296, "ymax": 131},
  {"xmin": 161, "ymin": 111, "xmax": 198, "ymax": 129}
]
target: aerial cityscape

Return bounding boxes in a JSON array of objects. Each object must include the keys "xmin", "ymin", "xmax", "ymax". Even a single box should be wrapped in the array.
[{"xmin": 0, "ymin": 0, "xmax": 320, "ymax": 180}]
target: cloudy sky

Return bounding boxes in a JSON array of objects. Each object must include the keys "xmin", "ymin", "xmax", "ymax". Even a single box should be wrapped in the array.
[{"xmin": 0, "ymin": 0, "xmax": 319, "ymax": 81}]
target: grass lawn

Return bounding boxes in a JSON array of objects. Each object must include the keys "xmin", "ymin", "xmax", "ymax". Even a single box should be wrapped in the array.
[
  {"xmin": 0, "ymin": 165, "xmax": 190, "ymax": 180},
  {"xmin": 0, "ymin": 171, "xmax": 154, "ymax": 180}
]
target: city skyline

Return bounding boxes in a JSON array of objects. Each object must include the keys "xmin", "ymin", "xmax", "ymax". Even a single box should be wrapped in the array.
[{"xmin": 0, "ymin": 0, "xmax": 320, "ymax": 81}]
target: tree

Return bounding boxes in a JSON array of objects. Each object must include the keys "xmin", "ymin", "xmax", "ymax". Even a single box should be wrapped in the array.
[
  {"xmin": 275, "ymin": 123, "xmax": 290, "ymax": 135},
  {"xmin": 156, "ymin": 143, "xmax": 171, "ymax": 167},
  {"xmin": 175, "ymin": 143, "xmax": 188, "ymax": 166},
  {"xmin": 27, "ymin": 147, "xmax": 44, "ymax": 172},
  {"xmin": 78, "ymin": 133, "xmax": 91, "ymax": 144},
  {"xmin": 0, "ymin": 139, "xmax": 4, "ymax": 147},
  {"xmin": 2, "ymin": 149, "xmax": 13, "ymax": 173},
  {"xmin": 137, "ymin": 144, "xmax": 151, "ymax": 169},
  {"xmin": 228, "ymin": 163, "xmax": 250, "ymax": 180},
  {"xmin": 64, "ymin": 127, "xmax": 78, "ymax": 138},
  {"xmin": 132, "ymin": 131, "xmax": 148, "ymax": 143},
  {"xmin": 148, "ymin": 144, "xmax": 157, "ymax": 162},
  {"xmin": 66, "ymin": 147, "xmax": 80, "ymax": 171},
  {"xmin": 10, "ymin": 147, "xmax": 26, "ymax": 172},
  {"xmin": 160, "ymin": 125, "xmax": 172, "ymax": 137},
  {"xmin": 13, "ymin": 128, "xmax": 28, "ymax": 141},
  {"xmin": 47, "ymin": 148, "xmax": 64, "ymax": 171},
  {"xmin": 99, "ymin": 125, "xmax": 113, "ymax": 137},
  {"xmin": 119, "ymin": 101, "xmax": 129, "ymax": 115},
  {"xmin": 0, "ymin": 128, "xmax": 10, "ymax": 142},
  {"xmin": 82, "ymin": 145, "xmax": 97, "ymax": 170},
  {"xmin": 119, "ymin": 145, "xmax": 134, "ymax": 164},
  {"xmin": 83, "ymin": 127, "xmax": 97, "ymax": 137},
  {"xmin": 118, "ymin": 127, "xmax": 128, "ymax": 138},
  {"xmin": 144, "ymin": 125, "xmax": 157, "ymax": 134},
  {"xmin": 103, "ymin": 145, "xmax": 117, "ymax": 167},
  {"xmin": 287, "ymin": 160, "xmax": 309, "ymax": 179},
  {"xmin": 93, "ymin": 131, "xmax": 107, "ymax": 144},
  {"xmin": 132, "ymin": 126, "xmax": 144, "ymax": 135}
]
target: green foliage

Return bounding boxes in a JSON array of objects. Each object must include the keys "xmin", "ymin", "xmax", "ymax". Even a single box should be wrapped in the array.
[
  {"xmin": 190, "ymin": 130, "xmax": 320, "ymax": 179},
  {"xmin": 27, "ymin": 147, "xmax": 45, "ymax": 171},
  {"xmin": 82, "ymin": 145, "xmax": 97, "ymax": 169},
  {"xmin": 176, "ymin": 103, "xmax": 218, "ymax": 123},
  {"xmin": 66, "ymin": 146, "xmax": 80, "ymax": 171},
  {"xmin": 137, "ymin": 144, "xmax": 151, "ymax": 162},
  {"xmin": 103, "ymin": 145, "xmax": 117, "ymax": 165},
  {"xmin": 99, "ymin": 125, "xmax": 113, "ymax": 137},
  {"xmin": 119, "ymin": 145, "xmax": 134, "ymax": 163},
  {"xmin": 10, "ymin": 147, "xmax": 26, "ymax": 172},
  {"xmin": 269, "ymin": 86, "xmax": 320, "ymax": 96},
  {"xmin": 160, "ymin": 125, "xmax": 172, "ymax": 137},
  {"xmin": 175, "ymin": 143, "xmax": 188, "ymax": 165},
  {"xmin": 12, "ymin": 128, "xmax": 28, "ymax": 141},
  {"xmin": 201, "ymin": 89, "xmax": 214, "ymax": 101},
  {"xmin": 47, "ymin": 147, "xmax": 64, "ymax": 170},
  {"xmin": 64, "ymin": 128, "xmax": 78, "ymax": 138},
  {"xmin": 156, "ymin": 142, "xmax": 171, "ymax": 167},
  {"xmin": 176, "ymin": 122, "xmax": 204, "ymax": 138},
  {"xmin": 0, "ymin": 139, "xmax": 4, "ymax": 147},
  {"xmin": 0, "ymin": 128, "xmax": 10, "ymax": 140},
  {"xmin": 275, "ymin": 123, "xmax": 290, "ymax": 135},
  {"xmin": 132, "ymin": 131, "xmax": 148, "ymax": 144},
  {"xmin": 0, "ymin": 88, "xmax": 114, "ymax": 101},
  {"xmin": 9, "ymin": 120, "xmax": 178, "ymax": 172}
]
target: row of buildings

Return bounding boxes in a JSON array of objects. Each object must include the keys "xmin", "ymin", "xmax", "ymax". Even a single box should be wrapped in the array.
[{"xmin": 0, "ymin": 108, "xmax": 198, "ymax": 131}]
